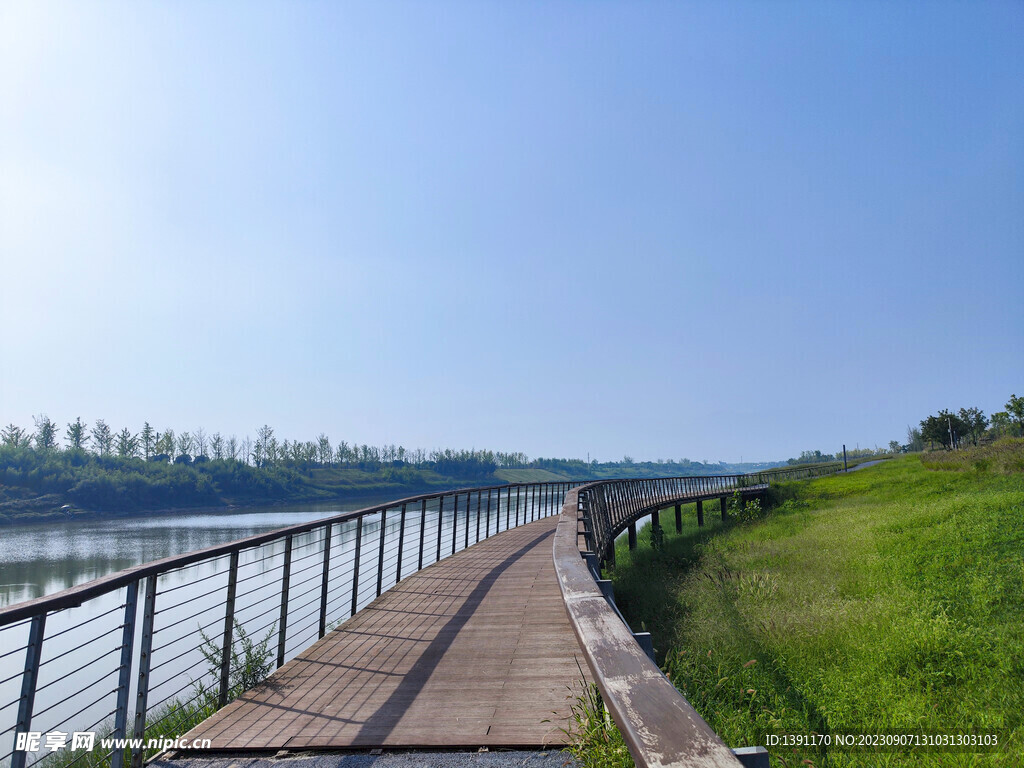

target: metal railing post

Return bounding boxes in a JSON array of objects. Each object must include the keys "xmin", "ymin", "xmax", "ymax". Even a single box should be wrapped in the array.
[
  {"xmin": 11, "ymin": 613, "xmax": 46, "ymax": 768},
  {"xmin": 219, "ymin": 552, "xmax": 239, "ymax": 705},
  {"xmin": 110, "ymin": 580, "xmax": 138, "ymax": 768},
  {"xmin": 452, "ymin": 493, "xmax": 459, "ymax": 556},
  {"xmin": 418, "ymin": 499, "xmax": 427, "ymax": 571},
  {"xmin": 277, "ymin": 534, "xmax": 293, "ymax": 668},
  {"xmin": 475, "ymin": 490, "xmax": 482, "ymax": 543},
  {"xmin": 350, "ymin": 520, "xmax": 363, "ymax": 617},
  {"xmin": 319, "ymin": 525, "xmax": 333, "ymax": 637},
  {"xmin": 485, "ymin": 490, "xmax": 492, "ymax": 537},
  {"xmin": 396, "ymin": 504, "xmax": 407, "ymax": 583},
  {"xmin": 376, "ymin": 508, "xmax": 388, "ymax": 597},
  {"xmin": 130, "ymin": 575, "xmax": 157, "ymax": 768},
  {"xmin": 436, "ymin": 496, "xmax": 445, "ymax": 562}
]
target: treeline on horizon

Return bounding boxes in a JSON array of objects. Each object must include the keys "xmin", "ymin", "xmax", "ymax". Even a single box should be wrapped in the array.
[
  {"xmin": 785, "ymin": 393, "xmax": 1024, "ymax": 465},
  {"xmin": 0, "ymin": 416, "xmax": 780, "ymax": 514}
]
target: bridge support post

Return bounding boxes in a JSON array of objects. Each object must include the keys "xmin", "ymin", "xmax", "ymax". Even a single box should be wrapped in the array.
[
  {"xmin": 633, "ymin": 631, "xmax": 655, "ymax": 662},
  {"xmin": 628, "ymin": 523, "xmax": 637, "ymax": 550},
  {"xmin": 605, "ymin": 540, "xmax": 616, "ymax": 568},
  {"xmin": 732, "ymin": 746, "xmax": 770, "ymax": 768},
  {"xmin": 696, "ymin": 498, "xmax": 704, "ymax": 527},
  {"xmin": 720, "ymin": 495, "xmax": 728, "ymax": 520},
  {"xmin": 674, "ymin": 503, "xmax": 682, "ymax": 532},
  {"xmin": 651, "ymin": 509, "xmax": 660, "ymax": 529}
]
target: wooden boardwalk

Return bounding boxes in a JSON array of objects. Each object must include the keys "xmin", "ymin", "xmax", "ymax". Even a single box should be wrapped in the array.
[{"xmin": 183, "ymin": 516, "xmax": 589, "ymax": 751}]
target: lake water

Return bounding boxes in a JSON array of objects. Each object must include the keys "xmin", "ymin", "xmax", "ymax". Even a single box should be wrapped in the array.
[{"xmin": 0, "ymin": 497, "xmax": 400, "ymax": 608}]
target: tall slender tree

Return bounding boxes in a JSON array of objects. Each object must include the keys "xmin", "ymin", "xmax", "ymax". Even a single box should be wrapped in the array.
[
  {"xmin": 91, "ymin": 419, "xmax": 113, "ymax": 455},
  {"xmin": 317, "ymin": 434, "xmax": 332, "ymax": 465},
  {"xmin": 210, "ymin": 432, "xmax": 225, "ymax": 460},
  {"xmin": 156, "ymin": 429, "xmax": 175, "ymax": 458},
  {"xmin": 116, "ymin": 428, "xmax": 140, "ymax": 458},
  {"xmin": 1, "ymin": 424, "xmax": 29, "ymax": 447},
  {"xmin": 140, "ymin": 422, "xmax": 155, "ymax": 459},
  {"xmin": 33, "ymin": 415, "xmax": 59, "ymax": 452},
  {"xmin": 958, "ymin": 407, "xmax": 988, "ymax": 446},
  {"xmin": 176, "ymin": 431, "xmax": 194, "ymax": 459},
  {"xmin": 65, "ymin": 417, "xmax": 89, "ymax": 450},
  {"xmin": 1007, "ymin": 394, "xmax": 1024, "ymax": 436}
]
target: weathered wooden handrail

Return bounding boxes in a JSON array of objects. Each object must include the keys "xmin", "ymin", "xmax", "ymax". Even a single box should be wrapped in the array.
[{"xmin": 553, "ymin": 466, "xmax": 844, "ymax": 768}]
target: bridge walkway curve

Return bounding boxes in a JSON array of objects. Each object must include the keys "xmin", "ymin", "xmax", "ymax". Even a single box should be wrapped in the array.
[{"xmin": 181, "ymin": 516, "xmax": 589, "ymax": 752}]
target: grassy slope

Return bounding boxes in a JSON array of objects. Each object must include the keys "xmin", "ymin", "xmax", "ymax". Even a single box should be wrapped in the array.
[{"xmin": 608, "ymin": 454, "xmax": 1024, "ymax": 767}]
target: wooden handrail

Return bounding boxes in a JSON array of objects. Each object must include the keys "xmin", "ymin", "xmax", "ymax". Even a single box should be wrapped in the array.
[{"xmin": 554, "ymin": 485, "xmax": 743, "ymax": 767}]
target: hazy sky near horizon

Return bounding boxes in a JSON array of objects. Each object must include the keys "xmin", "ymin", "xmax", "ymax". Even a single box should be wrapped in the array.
[{"xmin": 1, "ymin": 1, "xmax": 1022, "ymax": 463}]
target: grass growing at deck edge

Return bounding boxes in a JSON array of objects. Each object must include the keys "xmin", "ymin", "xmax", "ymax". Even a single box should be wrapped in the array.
[{"xmin": 606, "ymin": 454, "xmax": 1024, "ymax": 767}]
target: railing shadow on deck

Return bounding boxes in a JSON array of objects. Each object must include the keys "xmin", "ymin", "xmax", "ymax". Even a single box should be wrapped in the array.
[
  {"xmin": 552, "ymin": 465, "xmax": 843, "ymax": 768},
  {"xmin": 0, "ymin": 480, "xmax": 578, "ymax": 768}
]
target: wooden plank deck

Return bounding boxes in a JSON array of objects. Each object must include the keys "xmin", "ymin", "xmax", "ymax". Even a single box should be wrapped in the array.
[{"xmin": 183, "ymin": 516, "xmax": 589, "ymax": 751}]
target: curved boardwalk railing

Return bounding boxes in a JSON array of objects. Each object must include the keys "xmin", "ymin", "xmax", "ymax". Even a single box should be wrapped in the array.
[
  {"xmin": 0, "ymin": 481, "xmax": 577, "ymax": 768},
  {"xmin": 553, "ymin": 465, "xmax": 843, "ymax": 768}
]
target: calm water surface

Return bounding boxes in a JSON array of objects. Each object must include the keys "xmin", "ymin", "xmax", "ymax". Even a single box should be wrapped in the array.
[{"xmin": 0, "ymin": 498, "xmax": 398, "ymax": 608}]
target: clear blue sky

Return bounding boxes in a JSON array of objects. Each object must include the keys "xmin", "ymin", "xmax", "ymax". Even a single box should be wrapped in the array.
[{"xmin": 1, "ymin": 1, "xmax": 1021, "ymax": 463}]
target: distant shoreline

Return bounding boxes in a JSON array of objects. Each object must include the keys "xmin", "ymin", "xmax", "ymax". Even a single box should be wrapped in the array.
[{"xmin": 0, "ymin": 481, "xmax": 467, "ymax": 527}]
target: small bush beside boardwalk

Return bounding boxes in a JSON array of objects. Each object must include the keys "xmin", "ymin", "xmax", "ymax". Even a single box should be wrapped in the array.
[{"xmin": 573, "ymin": 447, "xmax": 1023, "ymax": 767}]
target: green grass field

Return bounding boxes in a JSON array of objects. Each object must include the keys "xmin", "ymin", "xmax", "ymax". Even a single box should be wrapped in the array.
[{"xmin": 605, "ymin": 449, "xmax": 1024, "ymax": 767}]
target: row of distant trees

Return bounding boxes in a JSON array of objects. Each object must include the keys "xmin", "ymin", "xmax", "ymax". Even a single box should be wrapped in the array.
[
  {"xmin": 0, "ymin": 417, "xmax": 530, "ymax": 474},
  {"xmin": 782, "ymin": 393, "xmax": 1024, "ymax": 464},
  {"xmin": 906, "ymin": 394, "xmax": 1024, "ymax": 451},
  {"xmin": 785, "ymin": 446, "xmax": 887, "ymax": 466}
]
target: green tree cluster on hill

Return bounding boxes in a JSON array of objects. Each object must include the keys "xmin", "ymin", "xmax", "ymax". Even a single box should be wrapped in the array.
[{"xmin": 915, "ymin": 394, "xmax": 1022, "ymax": 451}]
